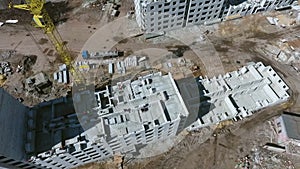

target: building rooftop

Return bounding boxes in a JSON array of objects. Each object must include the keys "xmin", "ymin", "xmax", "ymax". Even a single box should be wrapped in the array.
[
  {"xmin": 177, "ymin": 62, "xmax": 290, "ymax": 130},
  {"xmin": 86, "ymin": 72, "xmax": 189, "ymax": 140},
  {"xmin": 281, "ymin": 112, "xmax": 300, "ymax": 141}
]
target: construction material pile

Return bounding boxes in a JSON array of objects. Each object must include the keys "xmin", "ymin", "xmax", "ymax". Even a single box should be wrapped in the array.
[
  {"xmin": 235, "ymin": 147, "xmax": 295, "ymax": 169},
  {"xmin": 0, "ymin": 61, "xmax": 12, "ymax": 76}
]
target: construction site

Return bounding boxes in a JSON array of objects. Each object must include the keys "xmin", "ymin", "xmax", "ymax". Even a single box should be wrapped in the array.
[{"xmin": 1, "ymin": 0, "xmax": 300, "ymax": 169}]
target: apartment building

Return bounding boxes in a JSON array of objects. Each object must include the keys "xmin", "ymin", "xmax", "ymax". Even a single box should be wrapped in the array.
[
  {"xmin": 177, "ymin": 62, "xmax": 290, "ymax": 130},
  {"xmin": 134, "ymin": 0, "xmax": 296, "ymax": 33},
  {"xmin": 0, "ymin": 72, "xmax": 189, "ymax": 169}
]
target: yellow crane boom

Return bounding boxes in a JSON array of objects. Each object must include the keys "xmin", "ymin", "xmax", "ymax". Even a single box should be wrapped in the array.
[
  {"xmin": 10, "ymin": 0, "xmax": 72, "ymax": 66},
  {"xmin": 10, "ymin": 0, "xmax": 84, "ymax": 84}
]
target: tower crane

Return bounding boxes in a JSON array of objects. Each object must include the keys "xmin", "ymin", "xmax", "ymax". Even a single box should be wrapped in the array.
[{"xmin": 9, "ymin": 0, "xmax": 84, "ymax": 85}]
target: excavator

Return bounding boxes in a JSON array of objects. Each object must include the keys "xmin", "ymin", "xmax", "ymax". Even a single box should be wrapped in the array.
[{"xmin": 9, "ymin": 0, "xmax": 84, "ymax": 85}]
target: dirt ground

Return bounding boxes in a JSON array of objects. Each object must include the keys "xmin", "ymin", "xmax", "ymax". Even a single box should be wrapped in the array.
[{"xmin": 0, "ymin": 0, "xmax": 123, "ymax": 105}]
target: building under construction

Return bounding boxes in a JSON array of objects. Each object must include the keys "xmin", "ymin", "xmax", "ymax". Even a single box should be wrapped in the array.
[
  {"xmin": 0, "ymin": 63, "xmax": 290, "ymax": 168},
  {"xmin": 133, "ymin": 0, "xmax": 296, "ymax": 33},
  {"xmin": 177, "ymin": 62, "xmax": 290, "ymax": 130},
  {"xmin": 0, "ymin": 72, "xmax": 190, "ymax": 169}
]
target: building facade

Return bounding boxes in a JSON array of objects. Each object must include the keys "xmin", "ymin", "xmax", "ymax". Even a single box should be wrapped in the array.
[
  {"xmin": 134, "ymin": 0, "xmax": 296, "ymax": 33},
  {"xmin": 0, "ymin": 88, "xmax": 43, "ymax": 169},
  {"xmin": 275, "ymin": 112, "xmax": 300, "ymax": 145}
]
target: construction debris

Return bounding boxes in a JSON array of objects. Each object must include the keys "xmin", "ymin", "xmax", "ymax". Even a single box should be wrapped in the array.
[
  {"xmin": 0, "ymin": 61, "xmax": 12, "ymax": 76},
  {"xmin": 0, "ymin": 50, "xmax": 16, "ymax": 60},
  {"xmin": 5, "ymin": 20, "xmax": 18, "ymax": 24},
  {"xmin": 235, "ymin": 147, "xmax": 295, "ymax": 169},
  {"xmin": 266, "ymin": 17, "xmax": 279, "ymax": 25},
  {"xmin": 53, "ymin": 64, "xmax": 69, "ymax": 84},
  {"xmin": 25, "ymin": 72, "xmax": 52, "ymax": 94}
]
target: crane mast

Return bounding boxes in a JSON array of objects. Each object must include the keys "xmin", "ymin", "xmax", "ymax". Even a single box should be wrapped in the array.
[{"xmin": 10, "ymin": 0, "xmax": 83, "ymax": 84}]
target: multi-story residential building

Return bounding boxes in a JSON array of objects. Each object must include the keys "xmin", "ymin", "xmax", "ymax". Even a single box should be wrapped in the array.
[
  {"xmin": 134, "ymin": 0, "xmax": 296, "ymax": 33},
  {"xmin": 0, "ymin": 62, "xmax": 291, "ymax": 168},
  {"xmin": 177, "ymin": 62, "xmax": 290, "ymax": 130},
  {"xmin": 0, "ymin": 72, "xmax": 190, "ymax": 169}
]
